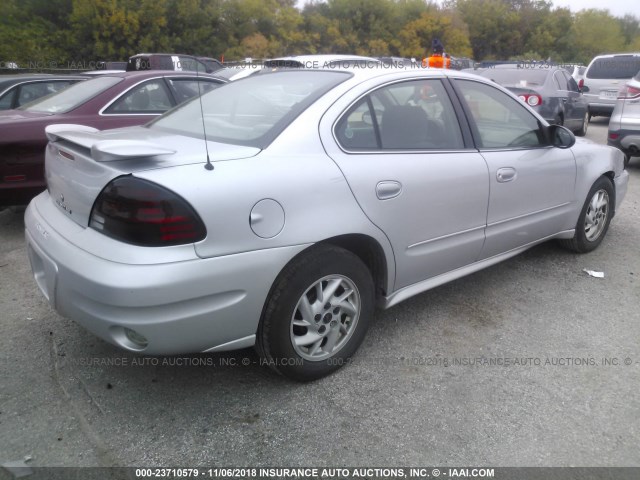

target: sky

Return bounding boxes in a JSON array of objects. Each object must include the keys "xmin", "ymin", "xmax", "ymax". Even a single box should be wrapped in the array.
[
  {"xmin": 298, "ymin": 1, "xmax": 638, "ymax": 19},
  {"xmin": 548, "ymin": 0, "xmax": 638, "ymax": 18}
]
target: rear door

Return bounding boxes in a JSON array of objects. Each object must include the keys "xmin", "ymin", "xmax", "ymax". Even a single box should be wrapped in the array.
[
  {"xmin": 452, "ymin": 78, "xmax": 576, "ymax": 259},
  {"xmin": 320, "ymin": 77, "xmax": 490, "ymax": 290}
]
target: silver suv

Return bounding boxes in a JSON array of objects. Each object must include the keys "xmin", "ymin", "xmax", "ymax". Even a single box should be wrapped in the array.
[
  {"xmin": 583, "ymin": 53, "xmax": 640, "ymax": 118},
  {"xmin": 608, "ymin": 69, "xmax": 640, "ymax": 167}
]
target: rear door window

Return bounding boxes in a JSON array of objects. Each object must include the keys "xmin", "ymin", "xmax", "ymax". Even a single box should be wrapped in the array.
[
  {"xmin": 104, "ymin": 79, "xmax": 173, "ymax": 114},
  {"xmin": 553, "ymin": 71, "xmax": 568, "ymax": 91},
  {"xmin": 334, "ymin": 79, "xmax": 465, "ymax": 151}
]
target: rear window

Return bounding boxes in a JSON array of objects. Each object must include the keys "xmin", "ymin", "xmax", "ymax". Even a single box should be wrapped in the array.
[
  {"xmin": 478, "ymin": 68, "xmax": 548, "ymax": 87},
  {"xmin": 21, "ymin": 76, "xmax": 122, "ymax": 113},
  {"xmin": 149, "ymin": 70, "xmax": 351, "ymax": 148},
  {"xmin": 586, "ymin": 56, "xmax": 640, "ymax": 79}
]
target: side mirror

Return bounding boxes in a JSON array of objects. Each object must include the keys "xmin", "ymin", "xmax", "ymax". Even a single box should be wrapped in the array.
[
  {"xmin": 581, "ymin": 85, "xmax": 590, "ymax": 93},
  {"xmin": 549, "ymin": 124, "xmax": 575, "ymax": 149}
]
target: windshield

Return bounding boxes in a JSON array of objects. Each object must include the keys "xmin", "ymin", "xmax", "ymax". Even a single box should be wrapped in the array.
[
  {"xmin": 149, "ymin": 70, "xmax": 351, "ymax": 148},
  {"xmin": 479, "ymin": 69, "xmax": 548, "ymax": 88},
  {"xmin": 21, "ymin": 76, "xmax": 122, "ymax": 113},
  {"xmin": 587, "ymin": 56, "xmax": 640, "ymax": 79}
]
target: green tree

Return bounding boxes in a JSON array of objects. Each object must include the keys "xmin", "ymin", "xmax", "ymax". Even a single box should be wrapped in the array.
[
  {"xmin": 455, "ymin": 0, "xmax": 522, "ymax": 59},
  {"xmin": 0, "ymin": 0, "xmax": 72, "ymax": 66},
  {"xmin": 570, "ymin": 9, "xmax": 625, "ymax": 64},
  {"xmin": 398, "ymin": 10, "xmax": 472, "ymax": 59},
  {"xmin": 618, "ymin": 14, "xmax": 640, "ymax": 49}
]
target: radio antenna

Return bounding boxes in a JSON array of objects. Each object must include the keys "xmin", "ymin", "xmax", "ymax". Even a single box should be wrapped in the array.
[{"xmin": 196, "ymin": 66, "xmax": 214, "ymax": 171}]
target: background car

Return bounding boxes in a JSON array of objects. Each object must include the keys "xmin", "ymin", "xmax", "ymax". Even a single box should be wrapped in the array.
[
  {"xmin": 477, "ymin": 66, "xmax": 589, "ymax": 135},
  {"xmin": 95, "ymin": 60, "xmax": 127, "ymax": 71},
  {"xmin": 197, "ymin": 57, "xmax": 224, "ymax": 72},
  {"xmin": 608, "ymin": 69, "xmax": 640, "ymax": 168},
  {"xmin": 126, "ymin": 53, "xmax": 221, "ymax": 73},
  {"xmin": 25, "ymin": 68, "xmax": 627, "ymax": 381},
  {"xmin": 0, "ymin": 74, "xmax": 86, "ymax": 110},
  {"xmin": 565, "ymin": 64, "xmax": 586, "ymax": 86},
  {"xmin": 0, "ymin": 70, "xmax": 225, "ymax": 206},
  {"xmin": 582, "ymin": 53, "xmax": 640, "ymax": 118}
]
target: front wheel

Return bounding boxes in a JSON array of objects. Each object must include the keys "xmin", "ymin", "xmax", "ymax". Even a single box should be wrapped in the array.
[
  {"xmin": 559, "ymin": 176, "xmax": 614, "ymax": 253},
  {"xmin": 256, "ymin": 244, "xmax": 375, "ymax": 381}
]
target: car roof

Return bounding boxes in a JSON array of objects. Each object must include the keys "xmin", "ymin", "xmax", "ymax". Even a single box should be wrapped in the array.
[
  {"xmin": 589, "ymin": 52, "xmax": 640, "ymax": 59},
  {"xmin": 92, "ymin": 70, "xmax": 225, "ymax": 80},
  {"xmin": 265, "ymin": 54, "xmax": 382, "ymax": 67},
  {"xmin": 0, "ymin": 73, "xmax": 86, "ymax": 83}
]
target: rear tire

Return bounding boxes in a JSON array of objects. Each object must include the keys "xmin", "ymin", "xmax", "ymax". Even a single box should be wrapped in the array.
[
  {"xmin": 256, "ymin": 244, "xmax": 374, "ymax": 381},
  {"xmin": 559, "ymin": 176, "xmax": 614, "ymax": 253},
  {"xmin": 575, "ymin": 111, "xmax": 588, "ymax": 137}
]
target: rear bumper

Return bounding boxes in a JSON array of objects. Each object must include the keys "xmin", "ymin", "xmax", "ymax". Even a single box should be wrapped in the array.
[
  {"xmin": 584, "ymin": 98, "xmax": 615, "ymax": 115},
  {"xmin": 25, "ymin": 192, "xmax": 308, "ymax": 355}
]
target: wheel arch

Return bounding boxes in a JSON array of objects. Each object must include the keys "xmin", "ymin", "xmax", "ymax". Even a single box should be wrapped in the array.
[
  {"xmin": 257, "ymin": 234, "xmax": 390, "ymax": 335},
  {"xmin": 602, "ymin": 171, "xmax": 617, "ymax": 217},
  {"xmin": 316, "ymin": 233, "xmax": 389, "ymax": 300}
]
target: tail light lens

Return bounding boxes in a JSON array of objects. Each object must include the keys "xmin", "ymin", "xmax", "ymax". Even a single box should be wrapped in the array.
[
  {"xmin": 578, "ymin": 79, "xmax": 584, "ymax": 90},
  {"xmin": 517, "ymin": 94, "xmax": 542, "ymax": 107},
  {"xmin": 618, "ymin": 84, "xmax": 640, "ymax": 99},
  {"xmin": 89, "ymin": 176, "xmax": 206, "ymax": 247}
]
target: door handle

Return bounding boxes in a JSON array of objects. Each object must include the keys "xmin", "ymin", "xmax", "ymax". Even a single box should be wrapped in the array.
[
  {"xmin": 376, "ymin": 181, "xmax": 402, "ymax": 200},
  {"xmin": 496, "ymin": 167, "xmax": 517, "ymax": 183}
]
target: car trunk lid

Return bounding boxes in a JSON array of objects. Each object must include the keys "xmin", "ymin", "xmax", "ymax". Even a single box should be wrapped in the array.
[{"xmin": 44, "ymin": 124, "xmax": 260, "ymax": 228}]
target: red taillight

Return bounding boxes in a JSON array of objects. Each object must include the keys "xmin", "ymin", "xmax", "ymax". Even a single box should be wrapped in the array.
[
  {"xmin": 609, "ymin": 133, "xmax": 619, "ymax": 140},
  {"xmin": 578, "ymin": 79, "xmax": 584, "ymax": 90},
  {"xmin": 618, "ymin": 84, "xmax": 640, "ymax": 99},
  {"xmin": 517, "ymin": 94, "xmax": 542, "ymax": 107},
  {"xmin": 89, "ymin": 176, "xmax": 206, "ymax": 247},
  {"xmin": 3, "ymin": 175, "xmax": 27, "ymax": 182}
]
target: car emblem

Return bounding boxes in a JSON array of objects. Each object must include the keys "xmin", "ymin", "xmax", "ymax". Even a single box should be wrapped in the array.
[{"xmin": 55, "ymin": 193, "xmax": 72, "ymax": 215}]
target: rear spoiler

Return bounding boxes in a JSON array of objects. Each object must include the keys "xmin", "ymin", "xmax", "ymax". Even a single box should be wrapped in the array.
[{"xmin": 45, "ymin": 124, "xmax": 176, "ymax": 162}]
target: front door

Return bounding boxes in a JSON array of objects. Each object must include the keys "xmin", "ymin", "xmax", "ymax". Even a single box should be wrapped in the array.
[{"xmin": 452, "ymin": 78, "xmax": 577, "ymax": 259}]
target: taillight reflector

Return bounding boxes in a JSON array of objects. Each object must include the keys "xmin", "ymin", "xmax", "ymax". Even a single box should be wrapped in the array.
[
  {"xmin": 4, "ymin": 175, "xmax": 27, "ymax": 183},
  {"xmin": 89, "ymin": 176, "xmax": 206, "ymax": 247},
  {"xmin": 618, "ymin": 85, "xmax": 640, "ymax": 99},
  {"xmin": 517, "ymin": 94, "xmax": 542, "ymax": 107}
]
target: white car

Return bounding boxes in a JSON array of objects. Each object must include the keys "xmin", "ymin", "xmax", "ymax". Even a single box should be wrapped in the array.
[{"xmin": 25, "ymin": 68, "xmax": 628, "ymax": 380}]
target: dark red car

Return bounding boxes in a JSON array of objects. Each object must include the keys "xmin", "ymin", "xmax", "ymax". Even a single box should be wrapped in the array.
[{"xmin": 0, "ymin": 70, "xmax": 225, "ymax": 206}]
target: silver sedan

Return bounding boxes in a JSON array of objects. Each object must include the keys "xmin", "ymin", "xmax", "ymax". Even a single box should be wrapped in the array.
[{"xmin": 25, "ymin": 68, "xmax": 629, "ymax": 381}]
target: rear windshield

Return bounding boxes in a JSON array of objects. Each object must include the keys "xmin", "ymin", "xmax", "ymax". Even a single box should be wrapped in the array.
[
  {"xmin": 21, "ymin": 76, "xmax": 122, "ymax": 113},
  {"xmin": 587, "ymin": 56, "xmax": 640, "ymax": 79},
  {"xmin": 478, "ymin": 68, "xmax": 548, "ymax": 87},
  {"xmin": 149, "ymin": 70, "xmax": 351, "ymax": 148}
]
